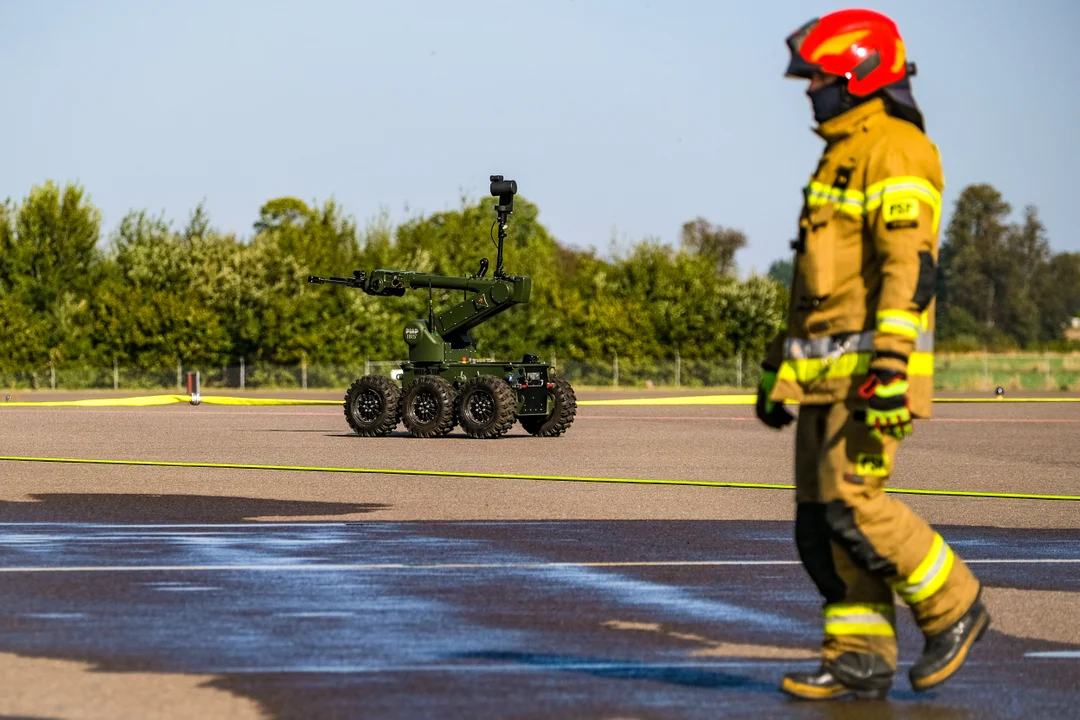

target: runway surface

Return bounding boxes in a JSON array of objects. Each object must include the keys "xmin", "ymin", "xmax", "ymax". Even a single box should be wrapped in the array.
[{"xmin": 0, "ymin": 394, "xmax": 1077, "ymax": 718}]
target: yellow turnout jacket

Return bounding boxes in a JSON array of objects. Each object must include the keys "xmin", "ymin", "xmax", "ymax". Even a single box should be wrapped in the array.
[{"xmin": 767, "ymin": 98, "xmax": 942, "ymax": 417}]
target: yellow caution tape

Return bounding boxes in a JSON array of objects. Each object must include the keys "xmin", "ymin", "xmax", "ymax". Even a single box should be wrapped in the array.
[
  {"xmin": 0, "ymin": 455, "xmax": 1076, "ymax": 502},
  {"xmin": 933, "ymin": 397, "xmax": 1080, "ymax": 403},
  {"xmin": 1, "ymin": 393, "xmax": 1077, "ymax": 408},
  {"xmin": 198, "ymin": 396, "xmax": 344, "ymax": 406},
  {"xmin": 583, "ymin": 395, "xmax": 1080, "ymax": 406},
  {"xmin": 581, "ymin": 395, "xmax": 755, "ymax": 406},
  {"xmin": 0, "ymin": 394, "xmax": 341, "ymax": 407},
  {"xmin": 0, "ymin": 394, "xmax": 190, "ymax": 407}
]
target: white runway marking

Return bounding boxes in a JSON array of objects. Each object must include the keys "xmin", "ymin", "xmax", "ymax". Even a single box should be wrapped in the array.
[
  {"xmin": 965, "ymin": 559, "xmax": 1080, "ymax": 564},
  {"xmin": 0, "ymin": 558, "xmax": 1077, "ymax": 573},
  {"xmin": 1024, "ymin": 652, "xmax": 1080, "ymax": 659},
  {"xmin": 0, "ymin": 522, "xmax": 351, "ymax": 527}
]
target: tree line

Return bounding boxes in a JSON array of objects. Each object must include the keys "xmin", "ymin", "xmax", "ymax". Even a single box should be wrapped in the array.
[
  {"xmin": 0, "ymin": 182, "xmax": 782, "ymax": 380},
  {"xmin": 1, "ymin": 180, "xmax": 1076, "ymax": 383}
]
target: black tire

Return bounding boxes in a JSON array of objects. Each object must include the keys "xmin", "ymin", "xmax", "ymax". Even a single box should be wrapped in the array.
[
  {"xmin": 457, "ymin": 375, "xmax": 517, "ymax": 439},
  {"xmin": 519, "ymin": 375, "xmax": 577, "ymax": 437},
  {"xmin": 344, "ymin": 375, "xmax": 401, "ymax": 437},
  {"xmin": 400, "ymin": 376, "xmax": 458, "ymax": 438}
]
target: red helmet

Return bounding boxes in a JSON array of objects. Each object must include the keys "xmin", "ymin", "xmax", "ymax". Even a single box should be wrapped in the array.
[{"xmin": 785, "ymin": 9, "xmax": 916, "ymax": 96}]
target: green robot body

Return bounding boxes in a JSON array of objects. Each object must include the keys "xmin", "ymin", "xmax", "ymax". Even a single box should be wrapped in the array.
[{"xmin": 309, "ymin": 175, "xmax": 576, "ymax": 439}]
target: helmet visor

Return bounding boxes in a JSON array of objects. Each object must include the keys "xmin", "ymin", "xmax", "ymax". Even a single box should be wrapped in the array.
[{"xmin": 785, "ymin": 18, "xmax": 821, "ymax": 79}]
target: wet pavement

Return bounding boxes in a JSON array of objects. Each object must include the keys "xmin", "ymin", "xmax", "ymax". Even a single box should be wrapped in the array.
[{"xmin": 1, "ymin": 517, "xmax": 1077, "ymax": 719}]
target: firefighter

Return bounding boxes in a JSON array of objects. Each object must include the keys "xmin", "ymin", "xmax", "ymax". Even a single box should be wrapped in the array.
[{"xmin": 756, "ymin": 8, "xmax": 991, "ymax": 700}]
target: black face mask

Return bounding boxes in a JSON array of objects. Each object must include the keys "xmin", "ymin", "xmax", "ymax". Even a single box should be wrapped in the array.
[{"xmin": 807, "ymin": 81, "xmax": 860, "ymax": 124}]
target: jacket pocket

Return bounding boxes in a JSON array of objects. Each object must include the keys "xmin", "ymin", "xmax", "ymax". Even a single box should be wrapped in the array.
[{"xmin": 800, "ymin": 203, "xmax": 837, "ymax": 300}]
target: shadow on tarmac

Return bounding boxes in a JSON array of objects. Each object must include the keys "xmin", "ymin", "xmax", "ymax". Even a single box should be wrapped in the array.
[
  {"xmin": 443, "ymin": 652, "xmax": 976, "ymax": 719},
  {"xmin": 454, "ymin": 650, "xmax": 775, "ymax": 692},
  {"xmin": 0, "ymin": 493, "xmax": 390, "ymax": 523}
]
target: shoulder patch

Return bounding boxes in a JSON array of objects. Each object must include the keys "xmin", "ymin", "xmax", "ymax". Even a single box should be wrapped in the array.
[{"xmin": 883, "ymin": 197, "xmax": 920, "ymax": 224}]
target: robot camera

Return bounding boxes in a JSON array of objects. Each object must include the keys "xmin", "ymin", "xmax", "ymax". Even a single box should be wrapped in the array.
[{"xmin": 490, "ymin": 177, "xmax": 517, "ymax": 197}]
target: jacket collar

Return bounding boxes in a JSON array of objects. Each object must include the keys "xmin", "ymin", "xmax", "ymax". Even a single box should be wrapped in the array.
[{"xmin": 813, "ymin": 98, "xmax": 887, "ymax": 142}]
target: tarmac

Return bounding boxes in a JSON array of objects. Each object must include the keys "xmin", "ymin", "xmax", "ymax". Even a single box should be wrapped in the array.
[{"xmin": 0, "ymin": 392, "xmax": 1077, "ymax": 719}]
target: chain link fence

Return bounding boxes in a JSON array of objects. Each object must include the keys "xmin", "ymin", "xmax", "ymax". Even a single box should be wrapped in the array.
[{"xmin": 3, "ymin": 352, "xmax": 1079, "ymax": 392}]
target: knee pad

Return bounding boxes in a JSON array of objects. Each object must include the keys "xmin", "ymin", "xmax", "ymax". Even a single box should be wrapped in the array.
[
  {"xmin": 824, "ymin": 500, "xmax": 898, "ymax": 577},
  {"xmin": 795, "ymin": 503, "xmax": 846, "ymax": 604}
]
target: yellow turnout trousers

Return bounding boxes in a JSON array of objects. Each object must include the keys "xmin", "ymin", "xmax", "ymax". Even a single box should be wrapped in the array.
[{"xmin": 794, "ymin": 402, "xmax": 980, "ymax": 668}]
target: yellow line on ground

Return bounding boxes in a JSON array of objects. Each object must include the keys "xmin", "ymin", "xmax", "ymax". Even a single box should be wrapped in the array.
[
  {"xmin": 1, "ymin": 455, "xmax": 1077, "ymax": 502},
  {"xmin": 2, "ymin": 393, "xmax": 1077, "ymax": 408}
]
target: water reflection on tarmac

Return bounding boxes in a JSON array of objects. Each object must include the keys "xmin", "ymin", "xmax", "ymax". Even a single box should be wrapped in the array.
[{"xmin": 0, "ymin": 516, "xmax": 1077, "ymax": 719}]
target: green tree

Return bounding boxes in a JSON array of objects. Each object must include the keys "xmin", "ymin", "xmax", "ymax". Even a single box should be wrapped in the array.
[
  {"xmin": 0, "ymin": 296, "xmax": 48, "ymax": 376},
  {"xmin": 91, "ymin": 209, "xmax": 232, "ymax": 369},
  {"xmin": 998, "ymin": 206, "xmax": 1052, "ymax": 346},
  {"xmin": 937, "ymin": 184, "xmax": 1012, "ymax": 340},
  {"xmin": 0, "ymin": 182, "xmax": 102, "ymax": 367},
  {"xmin": 767, "ymin": 258, "xmax": 794, "ymax": 288},
  {"xmin": 245, "ymin": 196, "xmax": 375, "ymax": 366},
  {"xmin": 1039, "ymin": 252, "xmax": 1080, "ymax": 341},
  {"xmin": 679, "ymin": 217, "xmax": 746, "ymax": 276},
  {"xmin": 937, "ymin": 184, "xmax": 1072, "ymax": 347}
]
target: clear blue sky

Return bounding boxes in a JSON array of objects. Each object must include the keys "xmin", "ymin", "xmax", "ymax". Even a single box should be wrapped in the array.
[{"xmin": 3, "ymin": 0, "xmax": 1077, "ymax": 275}]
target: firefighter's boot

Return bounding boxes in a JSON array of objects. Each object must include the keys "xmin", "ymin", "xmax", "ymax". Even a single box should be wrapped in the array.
[
  {"xmin": 909, "ymin": 593, "xmax": 991, "ymax": 691},
  {"xmin": 781, "ymin": 652, "xmax": 893, "ymax": 700}
]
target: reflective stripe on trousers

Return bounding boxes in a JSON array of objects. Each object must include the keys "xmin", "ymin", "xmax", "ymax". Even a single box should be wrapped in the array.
[
  {"xmin": 823, "ymin": 603, "xmax": 896, "ymax": 637},
  {"xmin": 892, "ymin": 533, "xmax": 955, "ymax": 605}
]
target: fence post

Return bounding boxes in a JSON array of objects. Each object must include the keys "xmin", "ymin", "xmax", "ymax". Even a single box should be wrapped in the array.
[
  {"xmin": 50, "ymin": 362, "xmax": 56, "ymax": 390},
  {"xmin": 364, "ymin": 359, "xmax": 371, "ymax": 376},
  {"xmin": 113, "ymin": 358, "xmax": 119, "ymax": 390},
  {"xmin": 552, "ymin": 351, "xmax": 557, "ymax": 371},
  {"xmin": 177, "ymin": 361, "xmax": 182, "ymax": 391},
  {"xmin": 736, "ymin": 351, "xmax": 743, "ymax": 389},
  {"xmin": 1046, "ymin": 347, "xmax": 1053, "ymax": 391},
  {"xmin": 613, "ymin": 353, "xmax": 619, "ymax": 388},
  {"xmin": 675, "ymin": 351, "xmax": 681, "ymax": 388},
  {"xmin": 240, "ymin": 356, "xmax": 246, "ymax": 390},
  {"xmin": 302, "ymin": 354, "xmax": 308, "ymax": 390},
  {"xmin": 983, "ymin": 348, "xmax": 989, "ymax": 389}
]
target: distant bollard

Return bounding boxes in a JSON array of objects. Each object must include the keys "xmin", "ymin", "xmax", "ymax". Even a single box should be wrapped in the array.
[
  {"xmin": 187, "ymin": 371, "xmax": 202, "ymax": 405},
  {"xmin": 995, "ymin": 386, "xmax": 1005, "ymax": 400}
]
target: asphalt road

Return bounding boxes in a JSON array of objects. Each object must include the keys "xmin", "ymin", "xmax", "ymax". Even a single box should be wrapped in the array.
[
  {"xmin": 1, "ymin": 397, "xmax": 1077, "ymax": 527},
  {"xmin": 0, "ymin": 395, "xmax": 1077, "ymax": 719}
]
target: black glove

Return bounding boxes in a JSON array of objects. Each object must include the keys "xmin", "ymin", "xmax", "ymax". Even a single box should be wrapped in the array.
[{"xmin": 756, "ymin": 364, "xmax": 794, "ymax": 429}]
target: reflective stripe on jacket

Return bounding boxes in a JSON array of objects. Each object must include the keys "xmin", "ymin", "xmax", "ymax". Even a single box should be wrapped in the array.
[{"xmin": 766, "ymin": 98, "xmax": 942, "ymax": 418}]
